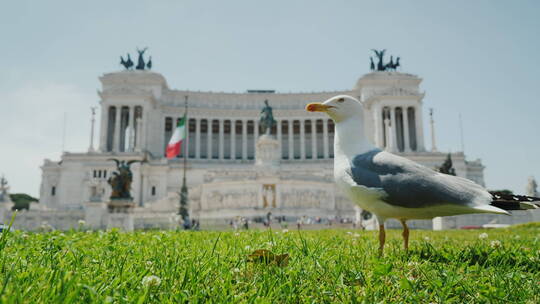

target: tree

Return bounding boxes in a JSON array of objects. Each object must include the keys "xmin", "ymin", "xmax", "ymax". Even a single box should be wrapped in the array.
[{"xmin": 9, "ymin": 193, "xmax": 38, "ymax": 211}]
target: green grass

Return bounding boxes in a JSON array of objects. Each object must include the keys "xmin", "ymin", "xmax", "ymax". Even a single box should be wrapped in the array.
[{"xmin": 0, "ymin": 227, "xmax": 539, "ymax": 303}]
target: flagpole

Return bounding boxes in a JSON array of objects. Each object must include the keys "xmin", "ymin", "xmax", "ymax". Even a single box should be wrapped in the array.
[{"xmin": 179, "ymin": 95, "xmax": 190, "ymax": 229}]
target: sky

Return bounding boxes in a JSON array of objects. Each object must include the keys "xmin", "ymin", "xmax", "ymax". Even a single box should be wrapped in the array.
[{"xmin": 0, "ymin": 0, "xmax": 539, "ymax": 197}]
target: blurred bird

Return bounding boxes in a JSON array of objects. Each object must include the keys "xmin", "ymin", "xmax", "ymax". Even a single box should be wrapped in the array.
[{"xmin": 306, "ymin": 95, "xmax": 540, "ymax": 255}]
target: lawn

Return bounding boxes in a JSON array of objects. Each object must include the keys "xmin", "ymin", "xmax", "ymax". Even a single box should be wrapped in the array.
[{"xmin": 0, "ymin": 225, "xmax": 539, "ymax": 303}]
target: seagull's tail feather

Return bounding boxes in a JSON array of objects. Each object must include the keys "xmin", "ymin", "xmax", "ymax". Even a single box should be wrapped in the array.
[{"xmin": 489, "ymin": 192, "xmax": 540, "ymax": 211}]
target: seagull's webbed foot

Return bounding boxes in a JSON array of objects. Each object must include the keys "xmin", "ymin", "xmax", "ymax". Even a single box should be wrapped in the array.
[
  {"xmin": 400, "ymin": 219, "xmax": 409, "ymax": 251},
  {"xmin": 378, "ymin": 224, "xmax": 386, "ymax": 256}
]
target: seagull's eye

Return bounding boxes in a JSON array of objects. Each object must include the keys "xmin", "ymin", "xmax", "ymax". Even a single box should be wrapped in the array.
[{"xmin": 336, "ymin": 98, "xmax": 345, "ymax": 103}]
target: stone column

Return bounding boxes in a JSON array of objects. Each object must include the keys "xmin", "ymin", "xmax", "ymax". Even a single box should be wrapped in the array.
[
  {"xmin": 127, "ymin": 106, "xmax": 135, "ymax": 151},
  {"xmin": 415, "ymin": 106, "xmax": 426, "ymax": 151},
  {"xmin": 218, "ymin": 119, "xmax": 224, "ymax": 160},
  {"xmin": 207, "ymin": 119, "xmax": 212, "ymax": 159},
  {"xmin": 254, "ymin": 120, "xmax": 259, "ymax": 139},
  {"xmin": 113, "ymin": 105, "xmax": 122, "ymax": 152},
  {"xmin": 311, "ymin": 119, "xmax": 317, "ymax": 159},
  {"xmin": 254, "ymin": 120, "xmax": 259, "ymax": 160},
  {"xmin": 384, "ymin": 118, "xmax": 392, "ymax": 151},
  {"xmin": 300, "ymin": 120, "xmax": 305, "ymax": 159},
  {"xmin": 195, "ymin": 118, "xmax": 201, "ymax": 159},
  {"xmin": 99, "ymin": 106, "xmax": 108, "ymax": 152},
  {"xmin": 390, "ymin": 107, "xmax": 398, "ymax": 152},
  {"xmin": 139, "ymin": 108, "xmax": 146, "ymax": 153},
  {"xmin": 135, "ymin": 117, "xmax": 143, "ymax": 152},
  {"xmin": 403, "ymin": 108, "xmax": 411, "ymax": 152},
  {"xmin": 373, "ymin": 105, "xmax": 382, "ymax": 148},
  {"xmin": 276, "ymin": 120, "xmax": 282, "ymax": 158},
  {"xmin": 231, "ymin": 120, "xmax": 236, "ymax": 160},
  {"xmin": 242, "ymin": 119, "xmax": 248, "ymax": 160},
  {"xmin": 288, "ymin": 119, "xmax": 294, "ymax": 160},
  {"xmin": 323, "ymin": 120, "xmax": 329, "ymax": 159}
]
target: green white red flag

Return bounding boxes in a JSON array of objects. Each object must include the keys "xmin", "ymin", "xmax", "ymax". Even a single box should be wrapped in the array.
[{"xmin": 166, "ymin": 114, "xmax": 186, "ymax": 159}]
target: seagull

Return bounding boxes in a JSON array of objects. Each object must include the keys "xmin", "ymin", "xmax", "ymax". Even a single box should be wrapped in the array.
[{"xmin": 306, "ymin": 95, "xmax": 540, "ymax": 255}]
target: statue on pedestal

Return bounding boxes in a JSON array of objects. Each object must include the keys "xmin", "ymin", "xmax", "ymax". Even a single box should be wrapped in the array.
[
  {"xmin": 107, "ymin": 159, "xmax": 143, "ymax": 200},
  {"xmin": 439, "ymin": 154, "xmax": 456, "ymax": 176},
  {"xmin": 259, "ymin": 100, "xmax": 276, "ymax": 135},
  {"xmin": 136, "ymin": 47, "xmax": 148, "ymax": 70},
  {"xmin": 370, "ymin": 49, "xmax": 401, "ymax": 71}
]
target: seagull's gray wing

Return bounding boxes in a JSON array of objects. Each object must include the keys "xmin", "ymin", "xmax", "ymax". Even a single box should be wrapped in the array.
[{"xmin": 347, "ymin": 150, "xmax": 492, "ymax": 208}]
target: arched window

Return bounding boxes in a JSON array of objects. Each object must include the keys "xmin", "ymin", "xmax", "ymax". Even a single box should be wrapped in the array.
[
  {"xmin": 223, "ymin": 120, "xmax": 231, "ymax": 159},
  {"xmin": 106, "ymin": 106, "xmax": 116, "ymax": 151},
  {"xmin": 247, "ymin": 120, "xmax": 255, "ymax": 159},
  {"xmin": 235, "ymin": 121, "xmax": 243, "ymax": 159},
  {"xmin": 293, "ymin": 120, "xmax": 301, "ymax": 159},
  {"xmin": 120, "ymin": 106, "xmax": 130, "ymax": 152},
  {"xmin": 211, "ymin": 120, "xmax": 220, "ymax": 159},
  {"xmin": 305, "ymin": 120, "xmax": 312, "ymax": 159},
  {"xmin": 407, "ymin": 107, "xmax": 417, "ymax": 151},
  {"xmin": 328, "ymin": 120, "xmax": 335, "ymax": 158},
  {"xmin": 200, "ymin": 119, "xmax": 208, "ymax": 159},
  {"xmin": 395, "ymin": 107, "xmax": 405, "ymax": 152},
  {"xmin": 316, "ymin": 119, "xmax": 324, "ymax": 159},
  {"xmin": 281, "ymin": 120, "xmax": 289, "ymax": 159},
  {"xmin": 188, "ymin": 118, "xmax": 197, "ymax": 158}
]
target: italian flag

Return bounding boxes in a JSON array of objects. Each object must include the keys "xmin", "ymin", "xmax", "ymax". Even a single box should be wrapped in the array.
[{"xmin": 166, "ymin": 115, "xmax": 186, "ymax": 159}]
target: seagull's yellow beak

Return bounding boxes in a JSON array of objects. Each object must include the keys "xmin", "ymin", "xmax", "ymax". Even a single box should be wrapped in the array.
[{"xmin": 305, "ymin": 103, "xmax": 335, "ymax": 112}]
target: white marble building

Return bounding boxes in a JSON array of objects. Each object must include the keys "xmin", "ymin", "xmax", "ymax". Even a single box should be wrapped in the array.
[{"xmin": 34, "ymin": 67, "xmax": 491, "ymax": 229}]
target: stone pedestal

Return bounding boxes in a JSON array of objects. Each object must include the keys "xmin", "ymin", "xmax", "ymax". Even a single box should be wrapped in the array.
[
  {"xmin": 83, "ymin": 202, "xmax": 107, "ymax": 229},
  {"xmin": 255, "ymin": 134, "xmax": 280, "ymax": 167},
  {"xmin": 107, "ymin": 213, "xmax": 134, "ymax": 231},
  {"xmin": 106, "ymin": 199, "xmax": 135, "ymax": 231},
  {"xmin": 432, "ymin": 216, "xmax": 457, "ymax": 230}
]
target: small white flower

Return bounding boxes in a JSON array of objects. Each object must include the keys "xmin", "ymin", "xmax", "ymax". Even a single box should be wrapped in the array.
[
  {"xmin": 244, "ymin": 245, "xmax": 251, "ymax": 251},
  {"xmin": 146, "ymin": 261, "xmax": 153, "ymax": 266},
  {"xmin": 423, "ymin": 236, "xmax": 430, "ymax": 241},
  {"xmin": 142, "ymin": 275, "xmax": 161, "ymax": 288},
  {"xmin": 353, "ymin": 233, "xmax": 360, "ymax": 238},
  {"xmin": 86, "ymin": 230, "xmax": 92, "ymax": 233},
  {"xmin": 407, "ymin": 261, "xmax": 419, "ymax": 267},
  {"xmin": 282, "ymin": 229, "xmax": 289, "ymax": 233},
  {"xmin": 78, "ymin": 220, "xmax": 86, "ymax": 226},
  {"xmin": 21, "ymin": 233, "xmax": 29, "ymax": 239},
  {"xmin": 234, "ymin": 232, "xmax": 240, "ymax": 236},
  {"xmin": 490, "ymin": 240, "xmax": 502, "ymax": 249},
  {"xmin": 232, "ymin": 268, "xmax": 241, "ymax": 273},
  {"xmin": 479, "ymin": 233, "xmax": 488, "ymax": 240},
  {"xmin": 407, "ymin": 275, "xmax": 417, "ymax": 282},
  {"xmin": 346, "ymin": 231, "xmax": 352, "ymax": 235},
  {"xmin": 59, "ymin": 233, "xmax": 65, "ymax": 237},
  {"xmin": 265, "ymin": 241, "xmax": 275, "ymax": 247}
]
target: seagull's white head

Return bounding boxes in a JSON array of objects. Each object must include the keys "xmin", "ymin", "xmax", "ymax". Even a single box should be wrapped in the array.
[{"xmin": 305, "ymin": 95, "xmax": 364, "ymax": 123}]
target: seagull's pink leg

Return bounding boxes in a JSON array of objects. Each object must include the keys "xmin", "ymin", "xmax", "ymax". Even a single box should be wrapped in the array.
[
  {"xmin": 400, "ymin": 219, "xmax": 409, "ymax": 251},
  {"xmin": 378, "ymin": 224, "xmax": 386, "ymax": 256}
]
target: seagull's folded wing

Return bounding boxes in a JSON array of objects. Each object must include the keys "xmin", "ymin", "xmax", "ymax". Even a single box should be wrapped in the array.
[{"xmin": 347, "ymin": 150, "xmax": 494, "ymax": 209}]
